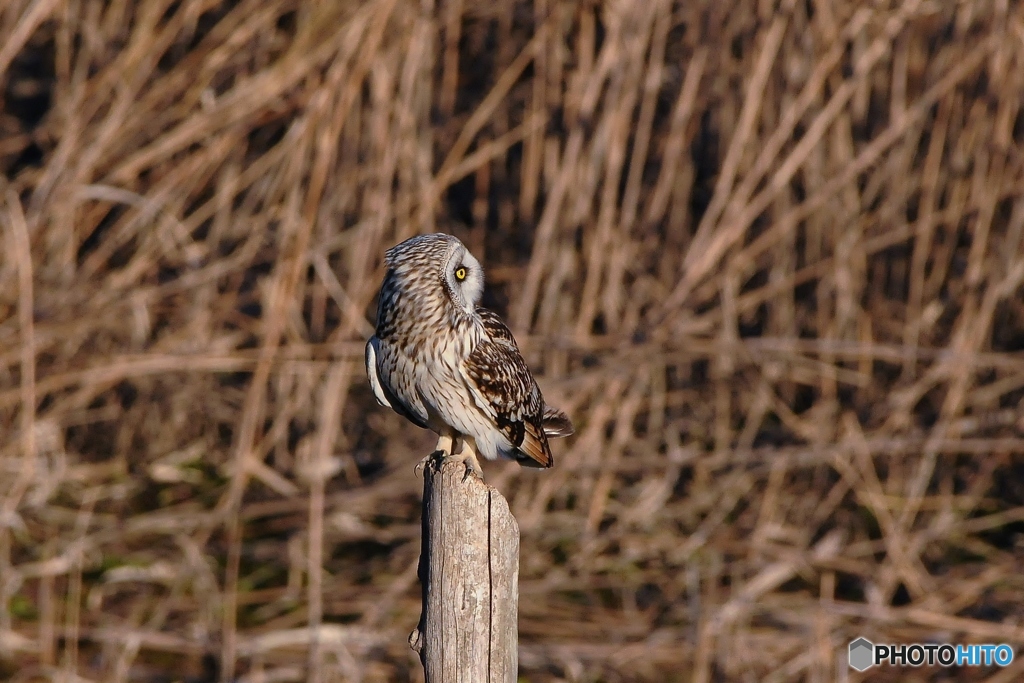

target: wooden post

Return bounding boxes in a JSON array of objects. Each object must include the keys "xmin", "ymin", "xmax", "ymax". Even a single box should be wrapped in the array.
[{"xmin": 409, "ymin": 457, "xmax": 519, "ymax": 682}]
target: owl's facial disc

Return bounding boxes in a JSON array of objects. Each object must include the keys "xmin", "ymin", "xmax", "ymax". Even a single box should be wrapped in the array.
[{"xmin": 446, "ymin": 247, "xmax": 483, "ymax": 313}]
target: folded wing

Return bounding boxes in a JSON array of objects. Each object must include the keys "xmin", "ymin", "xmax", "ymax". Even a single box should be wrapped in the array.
[{"xmin": 464, "ymin": 309, "xmax": 554, "ymax": 467}]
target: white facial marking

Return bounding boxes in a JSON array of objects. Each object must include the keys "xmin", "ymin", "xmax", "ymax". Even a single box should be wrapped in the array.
[{"xmin": 446, "ymin": 244, "xmax": 484, "ymax": 314}]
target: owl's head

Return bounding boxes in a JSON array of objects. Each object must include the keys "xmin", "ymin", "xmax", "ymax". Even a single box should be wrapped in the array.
[{"xmin": 384, "ymin": 233, "xmax": 484, "ymax": 314}]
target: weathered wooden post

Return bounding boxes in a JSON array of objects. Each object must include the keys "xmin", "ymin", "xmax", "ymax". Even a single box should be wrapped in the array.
[{"xmin": 409, "ymin": 456, "xmax": 519, "ymax": 682}]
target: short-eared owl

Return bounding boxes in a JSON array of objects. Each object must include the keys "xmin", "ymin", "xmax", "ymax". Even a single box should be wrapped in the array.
[{"xmin": 365, "ymin": 233, "xmax": 573, "ymax": 477}]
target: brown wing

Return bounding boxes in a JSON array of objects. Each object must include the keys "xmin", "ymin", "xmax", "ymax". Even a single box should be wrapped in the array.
[
  {"xmin": 465, "ymin": 309, "xmax": 553, "ymax": 467},
  {"xmin": 518, "ymin": 407, "xmax": 574, "ymax": 468},
  {"xmin": 542, "ymin": 406, "xmax": 574, "ymax": 437}
]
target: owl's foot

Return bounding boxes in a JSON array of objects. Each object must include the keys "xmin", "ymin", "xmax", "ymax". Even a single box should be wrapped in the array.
[
  {"xmin": 445, "ymin": 439, "xmax": 484, "ymax": 481},
  {"xmin": 443, "ymin": 451, "xmax": 483, "ymax": 481},
  {"xmin": 415, "ymin": 434, "xmax": 455, "ymax": 476},
  {"xmin": 413, "ymin": 453, "xmax": 433, "ymax": 476}
]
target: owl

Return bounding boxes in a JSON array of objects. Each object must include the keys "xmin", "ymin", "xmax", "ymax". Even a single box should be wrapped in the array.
[{"xmin": 365, "ymin": 233, "xmax": 573, "ymax": 477}]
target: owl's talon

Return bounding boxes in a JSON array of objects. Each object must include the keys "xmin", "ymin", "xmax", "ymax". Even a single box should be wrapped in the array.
[
  {"xmin": 443, "ymin": 450, "xmax": 484, "ymax": 481},
  {"xmin": 414, "ymin": 450, "xmax": 446, "ymax": 476}
]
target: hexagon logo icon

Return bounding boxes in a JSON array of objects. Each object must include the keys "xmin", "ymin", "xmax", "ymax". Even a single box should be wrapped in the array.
[{"xmin": 849, "ymin": 637, "xmax": 874, "ymax": 671}]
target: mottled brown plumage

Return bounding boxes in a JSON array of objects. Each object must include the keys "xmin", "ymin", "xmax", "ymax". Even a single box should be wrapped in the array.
[
  {"xmin": 466, "ymin": 308, "xmax": 552, "ymax": 466},
  {"xmin": 365, "ymin": 233, "xmax": 573, "ymax": 475}
]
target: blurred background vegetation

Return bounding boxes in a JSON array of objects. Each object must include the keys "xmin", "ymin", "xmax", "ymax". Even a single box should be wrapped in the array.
[{"xmin": 2, "ymin": 0, "xmax": 1024, "ymax": 681}]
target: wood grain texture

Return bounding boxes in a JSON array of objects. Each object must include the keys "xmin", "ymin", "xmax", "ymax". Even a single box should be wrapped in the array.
[{"xmin": 412, "ymin": 458, "xmax": 520, "ymax": 683}]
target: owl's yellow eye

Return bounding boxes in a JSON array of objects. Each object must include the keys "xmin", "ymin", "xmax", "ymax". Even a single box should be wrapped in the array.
[{"xmin": 454, "ymin": 266, "xmax": 467, "ymax": 281}]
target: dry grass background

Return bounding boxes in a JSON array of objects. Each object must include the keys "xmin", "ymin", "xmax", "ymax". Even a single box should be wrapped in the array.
[{"xmin": 1, "ymin": 0, "xmax": 1024, "ymax": 681}]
